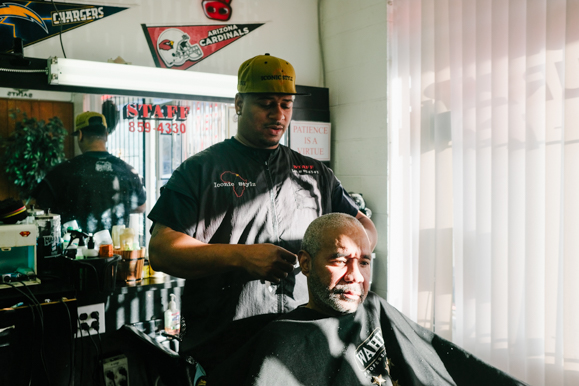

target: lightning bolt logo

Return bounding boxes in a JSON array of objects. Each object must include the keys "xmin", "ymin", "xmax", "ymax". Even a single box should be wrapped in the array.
[{"xmin": 0, "ymin": 3, "xmax": 48, "ymax": 33}]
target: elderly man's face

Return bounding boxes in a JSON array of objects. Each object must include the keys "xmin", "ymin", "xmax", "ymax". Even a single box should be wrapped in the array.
[{"xmin": 301, "ymin": 223, "xmax": 372, "ymax": 316}]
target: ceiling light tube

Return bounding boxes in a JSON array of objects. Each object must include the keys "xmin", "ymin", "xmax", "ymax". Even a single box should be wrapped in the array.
[{"xmin": 47, "ymin": 57, "xmax": 238, "ymax": 98}]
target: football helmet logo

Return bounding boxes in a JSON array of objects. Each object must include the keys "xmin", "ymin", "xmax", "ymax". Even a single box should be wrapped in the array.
[
  {"xmin": 159, "ymin": 39, "xmax": 174, "ymax": 51},
  {"xmin": 157, "ymin": 28, "xmax": 203, "ymax": 67}
]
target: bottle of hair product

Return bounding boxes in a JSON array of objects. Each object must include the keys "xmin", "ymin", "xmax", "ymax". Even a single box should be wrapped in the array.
[
  {"xmin": 111, "ymin": 224, "xmax": 125, "ymax": 249},
  {"xmin": 119, "ymin": 227, "xmax": 135, "ymax": 251},
  {"xmin": 164, "ymin": 294, "xmax": 180, "ymax": 336}
]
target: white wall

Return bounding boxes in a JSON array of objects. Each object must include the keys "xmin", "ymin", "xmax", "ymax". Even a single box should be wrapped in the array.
[
  {"xmin": 319, "ymin": 0, "xmax": 388, "ymax": 298},
  {"xmin": 23, "ymin": 0, "xmax": 323, "ymax": 87},
  {"xmin": 19, "ymin": 0, "xmax": 390, "ymax": 294}
]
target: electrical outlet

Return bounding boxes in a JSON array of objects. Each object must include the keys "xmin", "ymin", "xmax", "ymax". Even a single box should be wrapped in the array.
[
  {"xmin": 103, "ymin": 354, "xmax": 129, "ymax": 386},
  {"xmin": 76, "ymin": 303, "xmax": 105, "ymax": 337}
]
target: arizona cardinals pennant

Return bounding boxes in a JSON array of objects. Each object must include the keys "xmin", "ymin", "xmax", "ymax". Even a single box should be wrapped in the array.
[
  {"xmin": 0, "ymin": 1, "xmax": 128, "ymax": 53},
  {"xmin": 142, "ymin": 23, "xmax": 264, "ymax": 70}
]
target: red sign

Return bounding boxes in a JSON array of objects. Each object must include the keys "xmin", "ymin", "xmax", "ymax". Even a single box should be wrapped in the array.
[
  {"xmin": 142, "ymin": 23, "xmax": 264, "ymax": 70},
  {"xmin": 123, "ymin": 103, "xmax": 191, "ymax": 120}
]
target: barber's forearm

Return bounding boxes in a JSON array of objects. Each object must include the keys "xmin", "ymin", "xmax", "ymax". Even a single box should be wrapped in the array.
[
  {"xmin": 148, "ymin": 223, "xmax": 298, "ymax": 282},
  {"xmin": 356, "ymin": 211, "xmax": 378, "ymax": 251},
  {"xmin": 148, "ymin": 223, "xmax": 244, "ymax": 279}
]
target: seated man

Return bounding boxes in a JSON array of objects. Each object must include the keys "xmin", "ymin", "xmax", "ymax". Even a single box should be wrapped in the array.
[{"xmin": 208, "ymin": 213, "xmax": 528, "ymax": 386}]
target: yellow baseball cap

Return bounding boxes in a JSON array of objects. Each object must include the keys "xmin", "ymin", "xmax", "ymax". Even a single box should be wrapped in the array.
[
  {"xmin": 72, "ymin": 111, "xmax": 107, "ymax": 136},
  {"xmin": 237, "ymin": 53, "xmax": 308, "ymax": 95}
]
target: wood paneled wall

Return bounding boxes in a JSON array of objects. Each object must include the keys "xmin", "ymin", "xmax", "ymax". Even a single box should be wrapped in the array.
[{"xmin": 0, "ymin": 98, "xmax": 74, "ymax": 201}]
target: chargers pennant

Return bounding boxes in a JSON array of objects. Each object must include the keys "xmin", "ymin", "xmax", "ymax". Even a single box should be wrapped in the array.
[
  {"xmin": 142, "ymin": 23, "xmax": 264, "ymax": 70},
  {"xmin": 0, "ymin": 1, "xmax": 128, "ymax": 53}
]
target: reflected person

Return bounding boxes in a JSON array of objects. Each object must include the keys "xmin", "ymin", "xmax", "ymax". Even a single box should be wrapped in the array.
[{"xmin": 33, "ymin": 111, "xmax": 146, "ymax": 234}]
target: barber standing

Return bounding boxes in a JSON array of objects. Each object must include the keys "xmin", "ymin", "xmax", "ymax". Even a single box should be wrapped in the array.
[
  {"xmin": 148, "ymin": 53, "xmax": 377, "ymax": 370},
  {"xmin": 33, "ymin": 111, "xmax": 146, "ymax": 234}
]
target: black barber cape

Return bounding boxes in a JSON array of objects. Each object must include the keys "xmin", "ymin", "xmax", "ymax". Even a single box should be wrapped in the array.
[{"xmin": 208, "ymin": 292, "xmax": 528, "ymax": 386}]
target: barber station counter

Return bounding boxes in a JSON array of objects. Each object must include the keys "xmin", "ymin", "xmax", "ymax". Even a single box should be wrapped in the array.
[{"xmin": 0, "ymin": 264, "xmax": 186, "ymax": 386}]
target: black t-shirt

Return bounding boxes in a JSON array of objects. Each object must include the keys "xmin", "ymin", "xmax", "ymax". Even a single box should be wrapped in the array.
[
  {"xmin": 34, "ymin": 151, "xmax": 146, "ymax": 234},
  {"xmin": 147, "ymin": 138, "xmax": 359, "ymax": 369},
  {"xmin": 149, "ymin": 139, "xmax": 358, "ymax": 244}
]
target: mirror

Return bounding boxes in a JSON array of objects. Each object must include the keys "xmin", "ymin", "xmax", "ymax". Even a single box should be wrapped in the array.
[{"xmin": 0, "ymin": 53, "xmax": 237, "ymax": 247}]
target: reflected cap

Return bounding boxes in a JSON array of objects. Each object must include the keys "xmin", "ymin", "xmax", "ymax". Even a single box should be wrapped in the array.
[
  {"xmin": 72, "ymin": 111, "xmax": 107, "ymax": 136},
  {"xmin": 237, "ymin": 53, "xmax": 307, "ymax": 95}
]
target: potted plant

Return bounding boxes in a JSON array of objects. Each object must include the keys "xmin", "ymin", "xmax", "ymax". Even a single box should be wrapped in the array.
[{"xmin": 0, "ymin": 109, "xmax": 68, "ymax": 201}]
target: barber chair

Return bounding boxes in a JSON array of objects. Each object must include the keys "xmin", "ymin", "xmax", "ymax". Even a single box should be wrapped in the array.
[{"xmin": 118, "ymin": 324, "xmax": 205, "ymax": 386}]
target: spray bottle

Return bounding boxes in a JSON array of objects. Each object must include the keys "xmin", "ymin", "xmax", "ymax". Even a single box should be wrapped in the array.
[
  {"xmin": 64, "ymin": 230, "xmax": 88, "ymax": 259},
  {"xmin": 164, "ymin": 294, "xmax": 180, "ymax": 336},
  {"xmin": 84, "ymin": 233, "xmax": 99, "ymax": 257}
]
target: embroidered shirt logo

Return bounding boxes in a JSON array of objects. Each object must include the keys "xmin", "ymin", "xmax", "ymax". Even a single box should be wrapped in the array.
[
  {"xmin": 95, "ymin": 161, "xmax": 113, "ymax": 172},
  {"xmin": 293, "ymin": 164, "xmax": 319, "ymax": 175},
  {"xmin": 355, "ymin": 328, "xmax": 387, "ymax": 374},
  {"xmin": 215, "ymin": 171, "xmax": 256, "ymax": 197}
]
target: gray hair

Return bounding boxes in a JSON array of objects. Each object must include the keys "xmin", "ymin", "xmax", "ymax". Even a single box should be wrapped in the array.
[{"xmin": 301, "ymin": 213, "xmax": 363, "ymax": 258}]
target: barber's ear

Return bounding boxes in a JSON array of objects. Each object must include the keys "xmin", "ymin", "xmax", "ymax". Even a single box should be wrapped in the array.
[
  {"xmin": 298, "ymin": 250, "xmax": 311, "ymax": 277},
  {"xmin": 234, "ymin": 93, "xmax": 243, "ymax": 115}
]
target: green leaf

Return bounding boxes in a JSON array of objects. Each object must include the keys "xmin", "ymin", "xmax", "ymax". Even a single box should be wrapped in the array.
[{"xmin": 1, "ymin": 109, "xmax": 67, "ymax": 199}]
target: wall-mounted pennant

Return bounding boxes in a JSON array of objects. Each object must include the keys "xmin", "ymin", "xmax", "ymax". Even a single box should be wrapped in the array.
[
  {"xmin": 0, "ymin": 1, "xmax": 128, "ymax": 53},
  {"xmin": 142, "ymin": 23, "xmax": 264, "ymax": 70}
]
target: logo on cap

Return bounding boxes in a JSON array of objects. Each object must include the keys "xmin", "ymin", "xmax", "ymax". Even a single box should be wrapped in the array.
[{"xmin": 237, "ymin": 54, "xmax": 307, "ymax": 95}]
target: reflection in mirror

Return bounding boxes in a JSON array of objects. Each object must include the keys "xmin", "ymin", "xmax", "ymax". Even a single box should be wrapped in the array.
[{"xmin": 0, "ymin": 87, "xmax": 236, "ymax": 247}]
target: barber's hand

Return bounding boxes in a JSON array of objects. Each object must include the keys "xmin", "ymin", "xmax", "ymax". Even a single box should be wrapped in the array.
[{"xmin": 241, "ymin": 244, "xmax": 297, "ymax": 283}]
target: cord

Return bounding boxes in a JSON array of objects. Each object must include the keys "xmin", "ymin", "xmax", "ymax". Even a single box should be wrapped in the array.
[
  {"xmin": 103, "ymin": 258, "xmax": 119, "ymax": 296},
  {"xmin": 317, "ymin": 0, "xmax": 326, "ymax": 88},
  {"xmin": 76, "ymin": 261, "xmax": 101, "ymax": 292},
  {"xmin": 78, "ymin": 313, "xmax": 104, "ymax": 385},
  {"xmin": 95, "ymin": 329, "xmax": 106, "ymax": 386},
  {"xmin": 87, "ymin": 332, "xmax": 101, "ymax": 385},
  {"xmin": 93, "ymin": 319, "xmax": 104, "ymax": 355},
  {"xmin": 21, "ymin": 281, "xmax": 44, "ymax": 320},
  {"xmin": 91, "ymin": 314, "xmax": 105, "ymax": 386},
  {"xmin": 0, "ymin": 67, "xmax": 46, "ymax": 73},
  {"xmin": 60, "ymin": 298, "xmax": 75, "ymax": 386},
  {"xmin": 21, "ymin": 281, "xmax": 50, "ymax": 385},
  {"xmin": 76, "ymin": 316, "xmax": 85, "ymax": 385},
  {"xmin": 4, "ymin": 282, "xmax": 50, "ymax": 384},
  {"xmin": 51, "ymin": 0, "xmax": 67, "ymax": 58}
]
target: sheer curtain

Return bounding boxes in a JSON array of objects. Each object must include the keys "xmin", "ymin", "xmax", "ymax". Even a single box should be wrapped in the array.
[{"xmin": 387, "ymin": 1, "xmax": 579, "ymax": 385}]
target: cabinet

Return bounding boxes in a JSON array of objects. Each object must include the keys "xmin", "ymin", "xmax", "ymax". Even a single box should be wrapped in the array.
[{"xmin": 0, "ymin": 272, "xmax": 185, "ymax": 385}]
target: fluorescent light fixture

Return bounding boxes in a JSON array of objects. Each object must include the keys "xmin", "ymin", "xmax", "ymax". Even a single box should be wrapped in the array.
[{"xmin": 47, "ymin": 57, "xmax": 238, "ymax": 98}]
